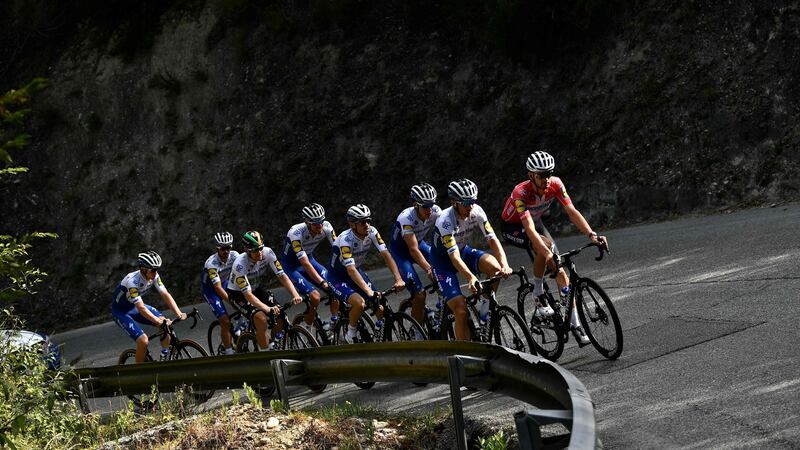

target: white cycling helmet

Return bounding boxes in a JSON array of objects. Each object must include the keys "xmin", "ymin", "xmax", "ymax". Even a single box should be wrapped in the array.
[
  {"xmin": 447, "ymin": 178, "xmax": 478, "ymax": 204},
  {"xmin": 138, "ymin": 251, "xmax": 162, "ymax": 269},
  {"xmin": 526, "ymin": 151, "xmax": 555, "ymax": 172},
  {"xmin": 346, "ymin": 204, "xmax": 372, "ymax": 222},
  {"xmin": 410, "ymin": 183, "xmax": 437, "ymax": 205},
  {"xmin": 302, "ymin": 203, "xmax": 326, "ymax": 224},
  {"xmin": 213, "ymin": 232, "xmax": 234, "ymax": 247}
]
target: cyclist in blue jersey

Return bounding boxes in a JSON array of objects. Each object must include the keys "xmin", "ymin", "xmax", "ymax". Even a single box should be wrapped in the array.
[
  {"xmin": 326, "ymin": 204, "xmax": 406, "ymax": 344},
  {"xmin": 389, "ymin": 183, "xmax": 441, "ymax": 325},
  {"xmin": 111, "ymin": 251, "xmax": 187, "ymax": 363},
  {"xmin": 201, "ymin": 232, "xmax": 240, "ymax": 355},
  {"xmin": 281, "ymin": 203, "xmax": 338, "ymax": 332},
  {"xmin": 430, "ymin": 179, "xmax": 513, "ymax": 341}
]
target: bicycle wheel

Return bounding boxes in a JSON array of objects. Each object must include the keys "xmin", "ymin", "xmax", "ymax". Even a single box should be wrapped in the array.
[
  {"xmin": 235, "ymin": 332, "xmax": 260, "ymax": 353},
  {"xmin": 492, "ymin": 305, "xmax": 537, "ymax": 355},
  {"xmin": 386, "ymin": 312, "xmax": 427, "ymax": 342},
  {"xmin": 172, "ymin": 340, "xmax": 216, "ymax": 404},
  {"xmin": 439, "ymin": 308, "xmax": 478, "ymax": 341},
  {"xmin": 117, "ymin": 349, "xmax": 155, "ymax": 410},
  {"xmin": 207, "ymin": 320, "xmax": 224, "ymax": 355},
  {"xmin": 575, "ymin": 278, "xmax": 623, "ymax": 360},
  {"xmin": 284, "ymin": 326, "xmax": 327, "ymax": 393},
  {"xmin": 519, "ymin": 289, "xmax": 564, "ymax": 361}
]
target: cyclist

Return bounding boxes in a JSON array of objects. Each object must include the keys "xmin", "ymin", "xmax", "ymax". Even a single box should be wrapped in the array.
[
  {"xmin": 326, "ymin": 204, "xmax": 406, "ymax": 344},
  {"xmin": 111, "ymin": 251, "xmax": 187, "ymax": 363},
  {"xmin": 500, "ymin": 150, "xmax": 609, "ymax": 345},
  {"xmin": 281, "ymin": 203, "xmax": 338, "ymax": 332},
  {"xmin": 226, "ymin": 231, "xmax": 303, "ymax": 350},
  {"xmin": 201, "ymin": 232, "xmax": 240, "ymax": 355},
  {"xmin": 430, "ymin": 179, "xmax": 513, "ymax": 341},
  {"xmin": 389, "ymin": 183, "xmax": 441, "ymax": 327}
]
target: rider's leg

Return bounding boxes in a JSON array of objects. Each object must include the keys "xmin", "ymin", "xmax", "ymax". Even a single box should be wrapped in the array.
[
  {"xmin": 447, "ymin": 296, "xmax": 470, "ymax": 340},
  {"xmin": 411, "ymin": 290, "xmax": 426, "ymax": 324},
  {"xmin": 219, "ymin": 314, "xmax": 232, "ymax": 349},
  {"xmin": 135, "ymin": 334, "xmax": 150, "ymax": 363},
  {"xmin": 253, "ymin": 311, "xmax": 270, "ymax": 349},
  {"xmin": 305, "ymin": 290, "xmax": 321, "ymax": 325}
]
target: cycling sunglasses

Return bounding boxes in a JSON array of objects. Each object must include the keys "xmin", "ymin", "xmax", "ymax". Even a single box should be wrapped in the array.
[
  {"xmin": 415, "ymin": 202, "xmax": 435, "ymax": 209},
  {"xmin": 531, "ymin": 171, "xmax": 554, "ymax": 179}
]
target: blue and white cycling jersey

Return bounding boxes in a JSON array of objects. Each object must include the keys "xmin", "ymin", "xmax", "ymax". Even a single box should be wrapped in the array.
[
  {"xmin": 201, "ymin": 250, "xmax": 240, "ymax": 292},
  {"xmin": 329, "ymin": 226, "xmax": 387, "ymax": 277},
  {"xmin": 227, "ymin": 247, "xmax": 284, "ymax": 293},
  {"xmin": 430, "ymin": 204, "xmax": 496, "ymax": 263},
  {"xmin": 280, "ymin": 221, "xmax": 336, "ymax": 270},
  {"xmin": 389, "ymin": 205, "xmax": 441, "ymax": 257},
  {"xmin": 111, "ymin": 270, "xmax": 168, "ymax": 315}
]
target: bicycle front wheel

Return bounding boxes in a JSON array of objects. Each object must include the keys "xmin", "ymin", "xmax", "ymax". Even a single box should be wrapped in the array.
[
  {"xmin": 575, "ymin": 278, "xmax": 623, "ymax": 360},
  {"xmin": 235, "ymin": 332, "xmax": 260, "ymax": 353},
  {"xmin": 206, "ymin": 320, "xmax": 224, "ymax": 355},
  {"xmin": 491, "ymin": 305, "xmax": 536, "ymax": 355},
  {"xmin": 172, "ymin": 340, "xmax": 216, "ymax": 404},
  {"xmin": 284, "ymin": 326, "xmax": 327, "ymax": 392}
]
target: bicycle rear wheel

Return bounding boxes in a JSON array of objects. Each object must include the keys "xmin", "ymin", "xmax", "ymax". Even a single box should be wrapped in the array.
[
  {"xmin": 491, "ymin": 305, "xmax": 536, "ymax": 355},
  {"xmin": 235, "ymin": 332, "xmax": 260, "ymax": 353},
  {"xmin": 385, "ymin": 312, "xmax": 427, "ymax": 342},
  {"xmin": 117, "ymin": 349, "xmax": 155, "ymax": 410},
  {"xmin": 172, "ymin": 340, "xmax": 216, "ymax": 404},
  {"xmin": 519, "ymin": 289, "xmax": 564, "ymax": 361},
  {"xmin": 283, "ymin": 326, "xmax": 327, "ymax": 392},
  {"xmin": 575, "ymin": 278, "xmax": 623, "ymax": 360},
  {"xmin": 206, "ymin": 320, "xmax": 225, "ymax": 355}
]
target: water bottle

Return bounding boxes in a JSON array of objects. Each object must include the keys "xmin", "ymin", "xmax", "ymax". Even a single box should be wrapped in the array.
[
  {"xmin": 272, "ymin": 330, "xmax": 284, "ymax": 350},
  {"xmin": 478, "ymin": 299, "xmax": 490, "ymax": 339},
  {"xmin": 425, "ymin": 307, "xmax": 435, "ymax": 325},
  {"xmin": 233, "ymin": 316, "xmax": 246, "ymax": 338},
  {"xmin": 159, "ymin": 348, "xmax": 170, "ymax": 361},
  {"xmin": 560, "ymin": 286, "xmax": 570, "ymax": 308}
]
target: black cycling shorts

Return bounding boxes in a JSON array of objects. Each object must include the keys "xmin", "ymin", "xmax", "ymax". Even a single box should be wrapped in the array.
[
  {"xmin": 226, "ymin": 286, "xmax": 277, "ymax": 326},
  {"xmin": 500, "ymin": 220, "xmax": 558, "ymax": 255}
]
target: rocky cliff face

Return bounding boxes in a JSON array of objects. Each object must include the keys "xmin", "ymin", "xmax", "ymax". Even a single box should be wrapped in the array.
[{"xmin": 2, "ymin": 1, "xmax": 798, "ymax": 330}]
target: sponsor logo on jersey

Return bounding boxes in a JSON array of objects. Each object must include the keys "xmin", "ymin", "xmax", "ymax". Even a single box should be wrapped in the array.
[
  {"xmin": 274, "ymin": 260, "xmax": 283, "ymax": 271},
  {"xmin": 208, "ymin": 268, "xmax": 218, "ymax": 280},
  {"xmin": 129, "ymin": 287, "xmax": 139, "ymax": 298},
  {"xmin": 235, "ymin": 276, "xmax": 248, "ymax": 289},
  {"xmin": 157, "ymin": 277, "xmax": 164, "ymax": 287},
  {"xmin": 443, "ymin": 234, "xmax": 456, "ymax": 249},
  {"xmin": 292, "ymin": 240, "xmax": 303, "ymax": 253},
  {"xmin": 331, "ymin": 230, "xmax": 337, "ymax": 239},
  {"xmin": 341, "ymin": 246, "xmax": 353, "ymax": 259},
  {"xmin": 403, "ymin": 225, "xmax": 414, "ymax": 231},
  {"xmin": 293, "ymin": 228, "xmax": 303, "ymax": 237},
  {"xmin": 484, "ymin": 221, "xmax": 494, "ymax": 234},
  {"xmin": 560, "ymin": 185, "xmax": 569, "ymax": 199},
  {"xmin": 442, "ymin": 220, "xmax": 452, "ymax": 229},
  {"xmin": 514, "ymin": 199, "xmax": 526, "ymax": 213},
  {"xmin": 376, "ymin": 233, "xmax": 385, "ymax": 245}
]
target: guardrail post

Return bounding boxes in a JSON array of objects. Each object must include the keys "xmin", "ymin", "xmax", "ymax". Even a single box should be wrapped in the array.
[
  {"xmin": 76, "ymin": 378, "xmax": 91, "ymax": 414},
  {"xmin": 448, "ymin": 355, "xmax": 488, "ymax": 450},
  {"xmin": 515, "ymin": 409, "xmax": 574, "ymax": 450},
  {"xmin": 270, "ymin": 359, "xmax": 304, "ymax": 410}
]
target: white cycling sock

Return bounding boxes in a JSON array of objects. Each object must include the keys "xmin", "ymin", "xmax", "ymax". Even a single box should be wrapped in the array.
[
  {"xmin": 224, "ymin": 347, "xmax": 234, "ymax": 355},
  {"xmin": 533, "ymin": 277, "xmax": 544, "ymax": 297},
  {"xmin": 347, "ymin": 324, "xmax": 358, "ymax": 337},
  {"xmin": 571, "ymin": 307, "xmax": 580, "ymax": 327}
]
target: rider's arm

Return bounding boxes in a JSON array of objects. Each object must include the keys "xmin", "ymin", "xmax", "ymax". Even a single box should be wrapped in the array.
[
  {"xmin": 346, "ymin": 264, "xmax": 375, "ymax": 297},
  {"xmin": 447, "ymin": 248, "xmax": 479, "ymax": 293},
  {"xmin": 403, "ymin": 233, "xmax": 432, "ymax": 276},
  {"xmin": 487, "ymin": 236, "xmax": 512, "ymax": 275},
  {"xmin": 158, "ymin": 289, "xmax": 186, "ymax": 320},
  {"xmin": 213, "ymin": 281, "xmax": 229, "ymax": 302},
  {"xmin": 563, "ymin": 203, "xmax": 606, "ymax": 246},
  {"xmin": 243, "ymin": 289, "xmax": 278, "ymax": 314},
  {"xmin": 380, "ymin": 249, "xmax": 406, "ymax": 290},
  {"xmin": 298, "ymin": 254, "xmax": 327, "ymax": 286},
  {"xmin": 277, "ymin": 273, "xmax": 303, "ymax": 303},
  {"xmin": 520, "ymin": 213, "xmax": 553, "ymax": 256},
  {"xmin": 135, "ymin": 301, "xmax": 165, "ymax": 326}
]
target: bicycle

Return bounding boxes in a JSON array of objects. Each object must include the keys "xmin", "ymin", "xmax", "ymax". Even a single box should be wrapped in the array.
[
  {"xmin": 206, "ymin": 308, "xmax": 251, "ymax": 355},
  {"xmin": 290, "ymin": 293, "xmax": 339, "ymax": 347},
  {"xmin": 117, "ymin": 307, "xmax": 214, "ymax": 410},
  {"xmin": 514, "ymin": 242, "xmax": 623, "ymax": 361},
  {"xmin": 438, "ymin": 276, "xmax": 536, "ymax": 355},
  {"xmin": 397, "ymin": 283, "xmax": 441, "ymax": 340},
  {"xmin": 364, "ymin": 287, "xmax": 426, "ymax": 344},
  {"xmin": 234, "ymin": 297, "xmax": 320, "ymax": 354}
]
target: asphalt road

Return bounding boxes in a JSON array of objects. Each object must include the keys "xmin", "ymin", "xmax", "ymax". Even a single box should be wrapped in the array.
[{"xmin": 55, "ymin": 203, "xmax": 800, "ymax": 448}]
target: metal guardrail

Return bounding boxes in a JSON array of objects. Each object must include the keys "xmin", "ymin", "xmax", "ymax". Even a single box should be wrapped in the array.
[{"xmin": 71, "ymin": 341, "xmax": 595, "ymax": 449}]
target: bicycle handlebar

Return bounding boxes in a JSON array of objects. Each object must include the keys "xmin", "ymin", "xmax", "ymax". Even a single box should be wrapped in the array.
[{"xmin": 153, "ymin": 307, "xmax": 201, "ymax": 338}]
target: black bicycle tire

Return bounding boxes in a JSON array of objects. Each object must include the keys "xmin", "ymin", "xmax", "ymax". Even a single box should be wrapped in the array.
[
  {"xmin": 492, "ymin": 305, "xmax": 537, "ymax": 355},
  {"xmin": 206, "ymin": 320, "xmax": 222, "ymax": 355},
  {"xmin": 385, "ymin": 312, "xmax": 427, "ymax": 343},
  {"xmin": 117, "ymin": 349, "xmax": 153, "ymax": 409},
  {"xmin": 284, "ymin": 326, "xmax": 328, "ymax": 392},
  {"xmin": 519, "ymin": 289, "xmax": 565, "ymax": 361},
  {"xmin": 575, "ymin": 277, "xmax": 623, "ymax": 360},
  {"xmin": 235, "ymin": 332, "xmax": 260, "ymax": 353},
  {"xmin": 173, "ymin": 340, "xmax": 216, "ymax": 404}
]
